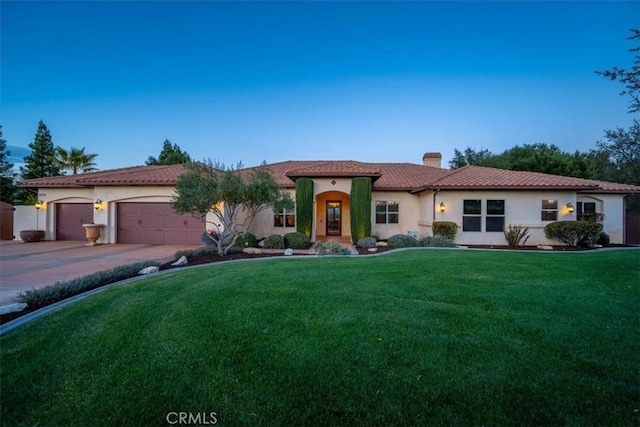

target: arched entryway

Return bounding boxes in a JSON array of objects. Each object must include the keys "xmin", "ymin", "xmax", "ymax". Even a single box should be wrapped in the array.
[{"xmin": 315, "ymin": 191, "xmax": 351, "ymax": 242}]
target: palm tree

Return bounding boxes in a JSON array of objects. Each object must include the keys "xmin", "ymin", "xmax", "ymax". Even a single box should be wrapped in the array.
[{"xmin": 54, "ymin": 147, "xmax": 99, "ymax": 174}]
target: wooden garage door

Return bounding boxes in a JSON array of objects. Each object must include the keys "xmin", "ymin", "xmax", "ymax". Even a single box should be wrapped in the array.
[
  {"xmin": 117, "ymin": 203, "xmax": 202, "ymax": 244},
  {"xmin": 56, "ymin": 203, "xmax": 94, "ymax": 241}
]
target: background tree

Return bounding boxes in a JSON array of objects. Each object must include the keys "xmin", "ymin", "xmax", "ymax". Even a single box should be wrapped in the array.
[
  {"xmin": 17, "ymin": 120, "xmax": 61, "ymax": 204},
  {"xmin": 172, "ymin": 160, "xmax": 292, "ymax": 255},
  {"xmin": 20, "ymin": 121, "xmax": 61, "ymax": 180},
  {"xmin": 596, "ymin": 28, "xmax": 640, "ymax": 210},
  {"xmin": 54, "ymin": 146, "xmax": 99, "ymax": 174},
  {"xmin": 146, "ymin": 139, "xmax": 192, "ymax": 165},
  {"xmin": 595, "ymin": 28, "xmax": 639, "ymax": 113},
  {"xmin": 448, "ymin": 147, "xmax": 500, "ymax": 169},
  {"xmin": 0, "ymin": 125, "xmax": 17, "ymax": 204},
  {"xmin": 449, "ymin": 143, "xmax": 596, "ymax": 178}
]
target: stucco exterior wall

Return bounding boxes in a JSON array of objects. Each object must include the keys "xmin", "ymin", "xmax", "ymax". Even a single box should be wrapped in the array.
[
  {"xmin": 581, "ymin": 194, "xmax": 624, "ymax": 244},
  {"xmin": 13, "ymin": 206, "xmax": 40, "ymax": 240},
  {"xmin": 250, "ymin": 189, "xmax": 296, "ymax": 239},
  {"xmin": 371, "ymin": 191, "xmax": 420, "ymax": 240},
  {"xmin": 420, "ymin": 190, "xmax": 577, "ymax": 246},
  {"xmin": 30, "ymin": 182, "xmax": 629, "ymax": 246},
  {"xmin": 33, "ymin": 186, "xmax": 212, "ymax": 244}
]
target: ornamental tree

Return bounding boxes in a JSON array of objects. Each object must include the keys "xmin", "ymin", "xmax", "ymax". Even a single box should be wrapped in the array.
[{"xmin": 172, "ymin": 160, "xmax": 293, "ymax": 255}]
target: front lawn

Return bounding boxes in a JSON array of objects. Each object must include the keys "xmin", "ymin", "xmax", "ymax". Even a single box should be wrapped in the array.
[{"xmin": 2, "ymin": 249, "xmax": 639, "ymax": 426}]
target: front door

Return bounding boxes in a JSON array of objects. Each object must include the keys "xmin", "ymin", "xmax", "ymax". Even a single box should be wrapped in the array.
[{"xmin": 326, "ymin": 201, "xmax": 342, "ymax": 236}]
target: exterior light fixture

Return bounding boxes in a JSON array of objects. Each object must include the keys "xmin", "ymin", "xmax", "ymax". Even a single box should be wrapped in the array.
[
  {"xmin": 566, "ymin": 203, "xmax": 575, "ymax": 214},
  {"xmin": 35, "ymin": 200, "xmax": 44, "ymax": 210},
  {"xmin": 94, "ymin": 199, "xmax": 102, "ymax": 210},
  {"xmin": 439, "ymin": 202, "xmax": 446, "ymax": 213}
]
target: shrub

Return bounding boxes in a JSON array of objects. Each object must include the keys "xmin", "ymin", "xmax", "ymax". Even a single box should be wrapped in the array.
[
  {"xmin": 420, "ymin": 236, "xmax": 456, "ymax": 247},
  {"xmin": 387, "ymin": 234, "xmax": 419, "ymax": 249},
  {"xmin": 597, "ymin": 232, "xmax": 610, "ymax": 246},
  {"xmin": 432, "ymin": 221, "xmax": 458, "ymax": 240},
  {"xmin": 356, "ymin": 236, "xmax": 378, "ymax": 248},
  {"xmin": 313, "ymin": 241, "xmax": 351, "ymax": 255},
  {"xmin": 284, "ymin": 232, "xmax": 311, "ymax": 249},
  {"xmin": 230, "ymin": 232, "xmax": 257, "ymax": 248},
  {"xmin": 503, "ymin": 224, "xmax": 531, "ymax": 248},
  {"xmin": 17, "ymin": 261, "xmax": 161, "ymax": 310},
  {"xmin": 176, "ymin": 245, "xmax": 220, "ymax": 260},
  {"xmin": 263, "ymin": 234, "xmax": 285, "ymax": 249},
  {"xmin": 544, "ymin": 221, "xmax": 603, "ymax": 247}
]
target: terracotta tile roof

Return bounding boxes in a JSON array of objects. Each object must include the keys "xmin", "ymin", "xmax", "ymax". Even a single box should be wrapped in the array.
[
  {"xmin": 20, "ymin": 164, "xmax": 187, "ymax": 187},
  {"xmin": 259, "ymin": 160, "xmax": 451, "ymax": 190},
  {"xmin": 421, "ymin": 165, "xmax": 603, "ymax": 191},
  {"xmin": 20, "ymin": 161, "xmax": 640, "ymax": 194}
]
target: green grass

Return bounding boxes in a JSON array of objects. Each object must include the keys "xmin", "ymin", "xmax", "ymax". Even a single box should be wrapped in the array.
[{"xmin": 2, "ymin": 249, "xmax": 639, "ymax": 426}]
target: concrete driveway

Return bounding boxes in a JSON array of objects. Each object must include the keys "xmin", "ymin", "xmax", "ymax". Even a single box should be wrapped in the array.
[{"xmin": 0, "ymin": 240, "xmax": 200, "ymax": 306}]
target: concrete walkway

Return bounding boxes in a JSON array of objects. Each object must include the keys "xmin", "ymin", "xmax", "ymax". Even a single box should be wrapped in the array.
[{"xmin": 0, "ymin": 240, "xmax": 200, "ymax": 305}]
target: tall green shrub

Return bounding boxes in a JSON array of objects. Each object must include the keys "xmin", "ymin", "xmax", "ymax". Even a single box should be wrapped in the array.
[
  {"xmin": 350, "ymin": 177, "xmax": 372, "ymax": 243},
  {"xmin": 296, "ymin": 178, "xmax": 313, "ymax": 238}
]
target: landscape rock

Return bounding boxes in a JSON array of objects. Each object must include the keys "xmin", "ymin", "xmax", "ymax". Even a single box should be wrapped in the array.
[
  {"xmin": 284, "ymin": 248, "xmax": 294, "ymax": 256},
  {"xmin": 138, "ymin": 266, "xmax": 160, "ymax": 275},
  {"xmin": 368, "ymin": 247, "xmax": 378, "ymax": 252},
  {"xmin": 243, "ymin": 247, "xmax": 263, "ymax": 255},
  {"xmin": 537, "ymin": 245, "xmax": 554, "ymax": 251},
  {"xmin": 171, "ymin": 256, "xmax": 188, "ymax": 266},
  {"xmin": 0, "ymin": 303, "xmax": 28, "ymax": 315},
  {"xmin": 376, "ymin": 241, "xmax": 388, "ymax": 247}
]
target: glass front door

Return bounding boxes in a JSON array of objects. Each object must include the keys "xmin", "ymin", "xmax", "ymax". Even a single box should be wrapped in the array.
[{"xmin": 326, "ymin": 201, "xmax": 342, "ymax": 236}]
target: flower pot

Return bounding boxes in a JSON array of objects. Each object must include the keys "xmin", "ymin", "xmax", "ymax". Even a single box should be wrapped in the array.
[
  {"xmin": 20, "ymin": 230, "xmax": 45, "ymax": 243},
  {"xmin": 82, "ymin": 224, "xmax": 103, "ymax": 246}
]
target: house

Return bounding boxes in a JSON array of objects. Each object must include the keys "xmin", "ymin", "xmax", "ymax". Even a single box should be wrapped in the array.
[{"xmin": 17, "ymin": 152, "xmax": 640, "ymax": 246}]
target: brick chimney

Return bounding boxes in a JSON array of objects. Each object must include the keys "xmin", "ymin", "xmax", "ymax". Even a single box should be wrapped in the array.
[{"xmin": 423, "ymin": 152, "xmax": 442, "ymax": 168}]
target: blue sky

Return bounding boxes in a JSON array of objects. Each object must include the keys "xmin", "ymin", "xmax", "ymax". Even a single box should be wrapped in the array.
[{"xmin": 1, "ymin": 1, "xmax": 638, "ymax": 171}]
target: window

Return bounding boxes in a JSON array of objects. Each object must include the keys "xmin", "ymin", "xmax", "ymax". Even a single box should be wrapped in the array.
[
  {"xmin": 577, "ymin": 202, "xmax": 598, "ymax": 222},
  {"xmin": 486, "ymin": 200, "xmax": 505, "ymax": 232},
  {"xmin": 541, "ymin": 200, "xmax": 558, "ymax": 221},
  {"xmin": 274, "ymin": 206, "xmax": 295, "ymax": 227},
  {"xmin": 376, "ymin": 201, "xmax": 399, "ymax": 224},
  {"xmin": 463, "ymin": 199, "xmax": 481, "ymax": 231}
]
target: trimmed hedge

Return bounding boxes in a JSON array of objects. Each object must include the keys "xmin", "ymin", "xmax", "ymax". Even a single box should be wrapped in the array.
[
  {"xmin": 544, "ymin": 221, "xmax": 603, "ymax": 247},
  {"xmin": 350, "ymin": 177, "xmax": 372, "ymax": 243},
  {"xmin": 17, "ymin": 261, "xmax": 161, "ymax": 310},
  {"xmin": 295, "ymin": 178, "xmax": 313, "ymax": 238},
  {"xmin": 420, "ymin": 236, "xmax": 456, "ymax": 247},
  {"xmin": 284, "ymin": 232, "xmax": 312, "ymax": 249},
  {"xmin": 432, "ymin": 221, "xmax": 458, "ymax": 240},
  {"xmin": 263, "ymin": 234, "xmax": 285, "ymax": 249},
  {"xmin": 387, "ymin": 234, "xmax": 419, "ymax": 249}
]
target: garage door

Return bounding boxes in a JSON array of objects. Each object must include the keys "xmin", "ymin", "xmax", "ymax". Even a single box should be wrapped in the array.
[
  {"xmin": 56, "ymin": 203, "xmax": 94, "ymax": 241},
  {"xmin": 117, "ymin": 203, "xmax": 202, "ymax": 244}
]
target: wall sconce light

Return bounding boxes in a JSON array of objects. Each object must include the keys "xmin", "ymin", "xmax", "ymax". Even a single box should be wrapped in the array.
[
  {"xmin": 94, "ymin": 199, "xmax": 102, "ymax": 210},
  {"xmin": 566, "ymin": 203, "xmax": 575, "ymax": 214},
  {"xmin": 439, "ymin": 202, "xmax": 446, "ymax": 213},
  {"xmin": 35, "ymin": 200, "xmax": 44, "ymax": 210}
]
